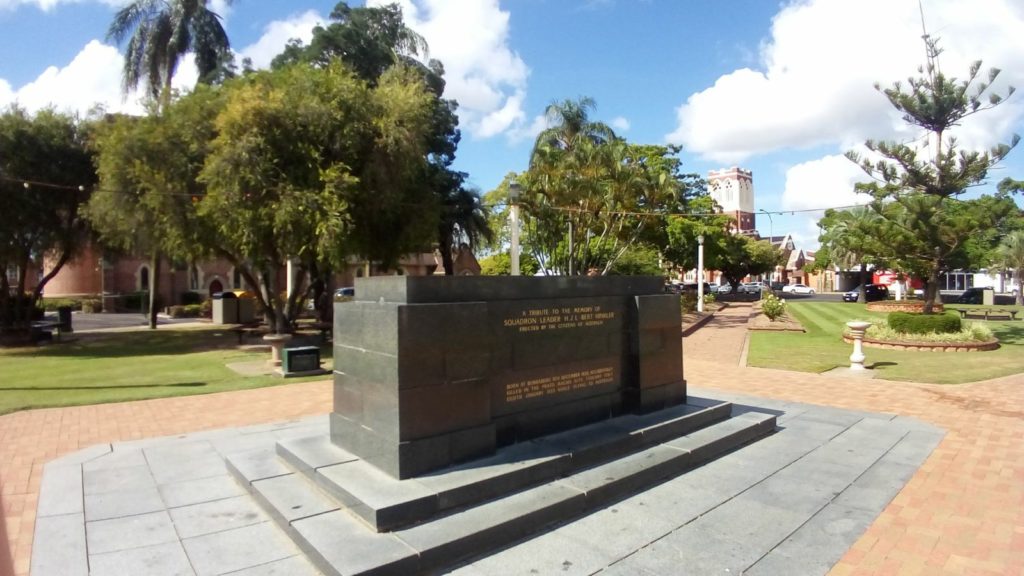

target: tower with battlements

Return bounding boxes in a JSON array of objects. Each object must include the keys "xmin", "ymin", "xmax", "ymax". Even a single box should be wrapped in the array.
[{"xmin": 708, "ymin": 167, "xmax": 755, "ymax": 234}]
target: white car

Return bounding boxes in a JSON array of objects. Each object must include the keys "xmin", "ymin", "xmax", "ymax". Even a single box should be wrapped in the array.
[{"xmin": 782, "ymin": 283, "xmax": 815, "ymax": 294}]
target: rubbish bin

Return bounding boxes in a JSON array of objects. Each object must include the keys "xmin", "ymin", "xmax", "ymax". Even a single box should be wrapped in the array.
[
  {"xmin": 233, "ymin": 290, "xmax": 256, "ymax": 324},
  {"xmin": 57, "ymin": 306, "xmax": 73, "ymax": 333},
  {"xmin": 212, "ymin": 291, "xmax": 239, "ymax": 324}
]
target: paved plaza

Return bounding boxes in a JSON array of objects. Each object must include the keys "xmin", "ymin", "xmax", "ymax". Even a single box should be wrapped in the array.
[{"xmin": 2, "ymin": 303, "xmax": 1022, "ymax": 575}]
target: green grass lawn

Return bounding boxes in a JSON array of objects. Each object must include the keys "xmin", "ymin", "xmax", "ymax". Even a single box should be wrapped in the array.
[
  {"xmin": 747, "ymin": 301, "xmax": 1024, "ymax": 384},
  {"xmin": 0, "ymin": 327, "xmax": 331, "ymax": 415}
]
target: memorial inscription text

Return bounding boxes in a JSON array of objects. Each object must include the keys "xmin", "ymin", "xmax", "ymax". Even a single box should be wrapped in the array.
[{"xmin": 502, "ymin": 305, "xmax": 616, "ymax": 333}]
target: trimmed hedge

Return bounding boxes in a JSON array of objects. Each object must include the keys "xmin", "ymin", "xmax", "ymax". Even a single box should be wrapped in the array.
[
  {"xmin": 41, "ymin": 298, "xmax": 84, "ymax": 311},
  {"xmin": 888, "ymin": 311, "xmax": 961, "ymax": 335}
]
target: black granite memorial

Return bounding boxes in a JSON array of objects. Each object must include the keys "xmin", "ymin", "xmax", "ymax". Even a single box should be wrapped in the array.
[
  {"xmin": 332, "ymin": 275, "xmax": 684, "ymax": 479},
  {"xmin": 282, "ymin": 346, "xmax": 321, "ymax": 374}
]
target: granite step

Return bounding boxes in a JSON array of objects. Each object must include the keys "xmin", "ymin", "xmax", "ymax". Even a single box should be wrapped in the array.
[
  {"xmin": 227, "ymin": 408, "xmax": 777, "ymax": 576},
  {"xmin": 279, "ymin": 398, "xmax": 734, "ymax": 532}
]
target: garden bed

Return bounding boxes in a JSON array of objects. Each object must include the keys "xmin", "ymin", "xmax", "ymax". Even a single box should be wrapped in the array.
[
  {"xmin": 748, "ymin": 303, "xmax": 805, "ymax": 332},
  {"xmin": 866, "ymin": 301, "xmax": 944, "ymax": 313},
  {"xmin": 842, "ymin": 333, "xmax": 999, "ymax": 352}
]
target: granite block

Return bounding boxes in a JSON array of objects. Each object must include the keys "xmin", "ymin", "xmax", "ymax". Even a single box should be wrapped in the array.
[
  {"xmin": 556, "ymin": 444, "xmax": 692, "ymax": 506},
  {"xmin": 252, "ymin": 474, "xmax": 340, "ymax": 525},
  {"xmin": 316, "ymin": 458, "xmax": 438, "ymax": 531},
  {"xmin": 277, "ymin": 435, "xmax": 358, "ymax": 474},
  {"xmin": 291, "ymin": 510, "xmax": 420, "ymax": 576},
  {"xmin": 225, "ymin": 448, "xmax": 291, "ymax": 486}
]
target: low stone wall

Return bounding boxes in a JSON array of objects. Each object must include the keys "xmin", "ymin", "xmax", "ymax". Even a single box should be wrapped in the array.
[
  {"xmin": 866, "ymin": 301, "xmax": 944, "ymax": 313},
  {"xmin": 842, "ymin": 334, "xmax": 999, "ymax": 352}
]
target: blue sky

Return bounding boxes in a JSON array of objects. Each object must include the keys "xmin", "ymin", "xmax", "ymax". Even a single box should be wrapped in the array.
[{"xmin": 2, "ymin": 0, "xmax": 1023, "ymax": 249}]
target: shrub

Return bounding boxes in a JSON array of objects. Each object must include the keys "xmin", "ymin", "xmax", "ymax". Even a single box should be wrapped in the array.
[
  {"xmin": 867, "ymin": 322, "xmax": 992, "ymax": 343},
  {"xmin": 199, "ymin": 299, "xmax": 213, "ymax": 318},
  {"xmin": 761, "ymin": 293, "xmax": 786, "ymax": 321},
  {"xmin": 120, "ymin": 291, "xmax": 148, "ymax": 313},
  {"xmin": 888, "ymin": 311, "xmax": 961, "ymax": 334},
  {"xmin": 168, "ymin": 304, "xmax": 204, "ymax": 318},
  {"xmin": 80, "ymin": 299, "xmax": 101, "ymax": 313},
  {"xmin": 703, "ymin": 293, "xmax": 716, "ymax": 307},
  {"xmin": 180, "ymin": 291, "xmax": 204, "ymax": 306},
  {"xmin": 41, "ymin": 298, "xmax": 83, "ymax": 311},
  {"xmin": 679, "ymin": 293, "xmax": 697, "ymax": 314}
]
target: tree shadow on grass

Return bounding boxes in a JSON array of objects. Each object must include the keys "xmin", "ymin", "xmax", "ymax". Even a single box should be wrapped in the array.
[
  {"xmin": 1, "ymin": 382, "xmax": 207, "ymax": 391},
  {"xmin": 0, "ymin": 330, "xmax": 240, "ymax": 360}
]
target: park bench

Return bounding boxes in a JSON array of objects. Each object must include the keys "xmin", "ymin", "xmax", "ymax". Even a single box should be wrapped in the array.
[
  {"xmin": 952, "ymin": 308, "xmax": 1019, "ymax": 321},
  {"xmin": 30, "ymin": 319, "xmax": 67, "ymax": 342}
]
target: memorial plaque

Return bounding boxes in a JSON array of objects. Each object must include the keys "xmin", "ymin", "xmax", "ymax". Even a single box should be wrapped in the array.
[
  {"xmin": 283, "ymin": 346, "xmax": 321, "ymax": 373},
  {"xmin": 332, "ymin": 276, "xmax": 684, "ymax": 479}
]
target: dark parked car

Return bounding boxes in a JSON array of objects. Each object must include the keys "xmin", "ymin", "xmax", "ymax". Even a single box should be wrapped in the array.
[
  {"xmin": 956, "ymin": 287, "xmax": 986, "ymax": 304},
  {"xmin": 843, "ymin": 284, "xmax": 889, "ymax": 303}
]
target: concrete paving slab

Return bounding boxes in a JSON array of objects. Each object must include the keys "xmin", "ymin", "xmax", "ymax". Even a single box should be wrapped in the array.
[
  {"xmin": 182, "ymin": 521, "xmax": 298, "ymax": 576},
  {"xmin": 30, "ymin": 513, "xmax": 87, "ymax": 576},
  {"xmin": 291, "ymin": 510, "xmax": 419, "ymax": 576},
  {"xmin": 745, "ymin": 504, "xmax": 878, "ymax": 576},
  {"xmin": 36, "ymin": 465, "xmax": 83, "ymax": 517},
  {"xmin": 460, "ymin": 531, "xmax": 614, "ymax": 576},
  {"xmin": 81, "ymin": 448, "xmax": 147, "ymax": 471},
  {"xmin": 158, "ymin": 474, "xmax": 246, "ymax": 509},
  {"xmin": 45, "ymin": 442, "xmax": 112, "ymax": 467},
  {"xmin": 223, "ymin": 555, "xmax": 320, "ymax": 576},
  {"xmin": 88, "ymin": 541, "xmax": 194, "ymax": 576},
  {"xmin": 85, "ymin": 485, "xmax": 166, "ymax": 521},
  {"xmin": 169, "ymin": 495, "xmax": 267, "ymax": 539},
  {"xmin": 83, "ymin": 463, "xmax": 155, "ymax": 495},
  {"xmin": 149, "ymin": 453, "xmax": 228, "ymax": 485},
  {"xmin": 86, "ymin": 510, "xmax": 179, "ymax": 555}
]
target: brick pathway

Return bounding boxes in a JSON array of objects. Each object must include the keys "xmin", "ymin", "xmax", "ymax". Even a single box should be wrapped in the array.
[{"xmin": 2, "ymin": 304, "xmax": 1023, "ymax": 575}]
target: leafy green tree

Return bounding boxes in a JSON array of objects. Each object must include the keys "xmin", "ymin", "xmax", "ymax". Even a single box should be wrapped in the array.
[
  {"xmin": 200, "ymin": 62, "xmax": 437, "ymax": 333},
  {"xmin": 520, "ymin": 99, "xmax": 693, "ymax": 275},
  {"xmin": 0, "ymin": 107, "xmax": 95, "ymax": 337},
  {"xmin": 479, "ymin": 252, "xmax": 539, "ymax": 276},
  {"xmin": 818, "ymin": 206, "xmax": 887, "ymax": 301},
  {"xmin": 607, "ymin": 245, "xmax": 663, "ymax": 276},
  {"xmin": 88, "ymin": 87, "xmax": 223, "ymax": 328},
  {"xmin": 271, "ymin": 1, "xmax": 474, "ymax": 280},
  {"xmin": 847, "ymin": 35, "xmax": 1019, "ymax": 313},
  {"xmin": 994, "ymin": 231, "xmax": 1024, "ymax": 305},
  {"xmin": 712, "ymin": 235, "xmax": 784, "ymax": 293},
  {"xmin": 661, "ymin": 194, "xmax": 732, "ymax": 274}
]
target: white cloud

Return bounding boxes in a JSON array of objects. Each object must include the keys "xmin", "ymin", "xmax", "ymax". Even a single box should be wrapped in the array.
[
  {"xmin": 238, "ymin": 10, "xmax": 322, "ymax": 70},
  {"xmin": 667, "ymin": 0, "xmax": 1024, "ymax": 163},
  {"xmin": 0, "ymin": 39, "xmax": 200, "ymax": 116},
  {"xmin": 610, "ymin": 116, "xmax": 630, "ymax": 132},
  {"xmin": 0, "ymin": 0, "xmax": 119, "ymax": 12},
  {"xmin": 368, "ymin": 0, "xmax": 531, "ymax": 140},
  {"xmin": 780, "ymin": 154, "xmax": 871, "ymax": 213}
]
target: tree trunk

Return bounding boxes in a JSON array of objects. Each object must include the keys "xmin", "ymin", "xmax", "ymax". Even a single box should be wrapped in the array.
[
  {"xmin": 923, "ymin": 266, "xmax": 941, "ymax": 315},
  {"xmin": 1015, "ymin": 270, "xmax": 1023, "ymax": 307},
  {"xmin": 858, "ymin": 264, "xmax": 868, "ymax": 303},
  {"xmin": 148, "ymin": 252, "xmax": 161, "ymax": 329}
]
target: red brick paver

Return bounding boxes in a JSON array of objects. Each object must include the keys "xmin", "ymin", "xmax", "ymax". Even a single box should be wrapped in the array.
[{"xmin": 2, "ymin": 305, "xmax": 1023, "ymax": 575}]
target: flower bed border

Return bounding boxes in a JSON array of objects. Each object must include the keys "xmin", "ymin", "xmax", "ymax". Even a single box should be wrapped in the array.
[
  {"xmin": 842, "ymin": 334, "xmax": 999, "ymax": 352},
  {"xmin": 866, "ymin": 301, "xmax": 944, "ymax": 313}
]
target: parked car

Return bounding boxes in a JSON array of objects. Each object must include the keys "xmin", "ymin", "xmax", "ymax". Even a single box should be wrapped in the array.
[
  {"xmin": 843, "ymin": 284, "xmax": 889, "ymax": 303},
  {"xmin": 740, "ymin": 282, "xmax": 763, "ymax": 294},
  {"xmin": 681, "ymin": 282, "xmax": 712, "ymax": 295},
  {"xmin": 956, "ymin": 287, "xmax": 987, "ymax": 304},
  {"xmin": 717, "ymin": 284, "xmax": 733, "ymax": 295},
  {"xmin": 782, "ymin": 283, "xmax": 815, "ymax": 294}
]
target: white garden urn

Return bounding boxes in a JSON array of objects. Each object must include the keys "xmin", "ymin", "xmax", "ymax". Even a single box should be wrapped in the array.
[
  {"xmin": 845, "ymin": 321, "xmax": 872, "ymax": 370},
  {"xmin": 263, "ymin": 333, "xmax": 293, "ymax": 367}
]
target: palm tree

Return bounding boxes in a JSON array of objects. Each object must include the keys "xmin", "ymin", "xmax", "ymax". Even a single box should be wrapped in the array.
[
  {"xmin": 531, "ymin": 97, "xmax": 615, "ymax": 162},
  {"xmin": 995, "ymin": 231, "xmax": 1024, "ymax": 306},
  {"xmin": 106, "ymin": 0, "xmax": 232, "ymax": 329},
  {"xmin": 437, "ymin": 186, "xmax": 493, "ymax": 275},
  {"xmin": 819, "ymin": 206, "xmax": 882, "ymax": 302},
  {"xmin": 107, "ymin": 0, "xmax": 233, "ymax": 108}
]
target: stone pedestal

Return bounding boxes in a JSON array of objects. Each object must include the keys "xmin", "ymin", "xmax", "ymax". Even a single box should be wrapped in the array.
[
  {"xmin": 846, "ymin": 321, "xmax": 872, "ymax": 370},
  {"xmin": 263, "ymin": 333, "xmax": 293, "ymax": 367}
]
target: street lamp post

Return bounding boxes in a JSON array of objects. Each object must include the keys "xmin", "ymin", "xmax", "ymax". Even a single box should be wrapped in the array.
[
  {"xmin": 759, "ymin": 209, "xmax": 774, "ymax": 281},
  {"xmin": 508, "ymin": 182, "xmax": 521, "ymax": 276},
  {"xmin": 697, "ymin": 234, "xmax": 705, "ymax": 313}
]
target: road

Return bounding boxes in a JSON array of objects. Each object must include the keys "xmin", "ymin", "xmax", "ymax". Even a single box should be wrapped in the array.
[{"xmin": 65, "ymin": 312, "xmax": 202, "ymax": 332}]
